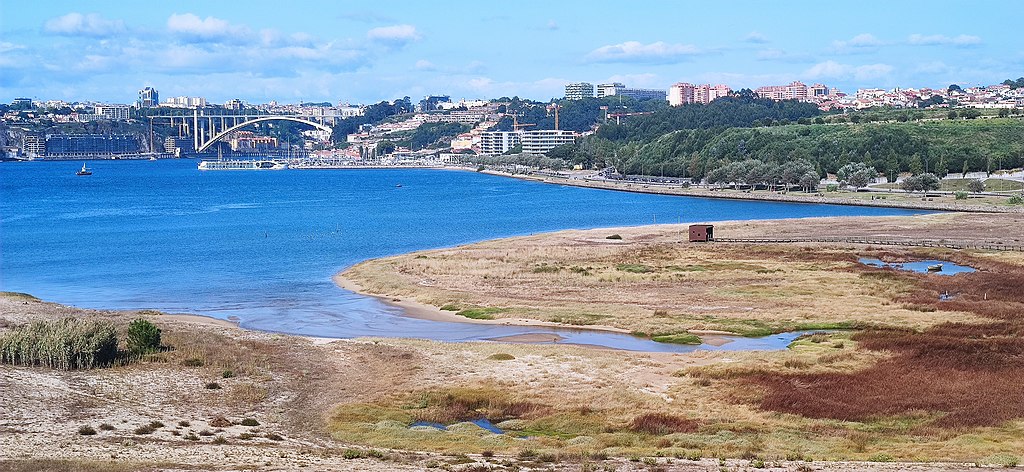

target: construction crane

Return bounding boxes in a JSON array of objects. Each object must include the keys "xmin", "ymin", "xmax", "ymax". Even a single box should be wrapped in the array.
[
  {"xmin": 606, "ymin": 111, "xmax": 654, "ymax": 125},
  {"xmin": 547, "ymin": 103, "xmax": 560, "ymax": 130},
  {"xmin": 508, "ymin": 113, "xmax": 535, "ymax": 131}
]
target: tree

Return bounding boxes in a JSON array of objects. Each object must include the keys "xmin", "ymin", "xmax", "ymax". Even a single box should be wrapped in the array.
[
  {"xmin": 999, "ymin": 108, "xmax": 1010, "ymax": 118},
  {"xmin": 375, "ymin": 140, "xmax": 396, "ymax": 155},
  {"xmin": 900, "ymin": 175, "xmax": 922, "ymax": 192},
  {"xmin": 947, "ymin": 110, "xmax": 958, "ymax": 120},
  {"xmin": 837, "ymin": 162, "xmax": 877, "ymax": 189},
  {"xmin": 948, "ymin": 84, "xmax": 963, "ymax": 94},
  {"xmin": 919, "ymin": 173, "xmax": 940, "ymax": 192},
  {"xmin": 967, "ymin": 179, "xmax": 985, "ymax": 193},
  {"xmin": 126, "ymin": 318, "xmax": 161, "ymax": 355},
  {"xmin": 799, "ymin": 170, "xmax": 820, "ymax": 192}
]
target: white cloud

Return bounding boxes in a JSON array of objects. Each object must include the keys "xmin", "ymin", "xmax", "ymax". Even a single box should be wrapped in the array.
[
  {"xmin": 804, "ymin": 60, "xmax": 893, "ymax": 81},
  {"xmin": 414, "ymin": 59, "xmax": 436, "ymax": 71},
  {"xmin": 366, "ymin": 24, "xmax": 420, "ymax": 44},
  {"xmin": 167, "ymin": 13, "xmax": 248, "ymax": 41},
  {"xmin": 545, "ymin": 20, "xmax": 559, "ymax": 31},
  {"xmin": 831, "ymin": 33, "xmax": 884, "ymax": 52},
  {"xmin": 907, "ymin": 34, "xmax": 981, "ymax": 46},
  {"xmin": 0, "ymin": 42, "xmax": 25, "ymax": 54},
  {"xmin": 585, "ymin": 41, "xmax": 701, "ymax": 63},
  {"xmin": 744, "ymin": 31, "xmax": 769, "ymax": 44},
  {"xmin": 44, "ymin": 13, "xmax": 125, "ymax": 37}
]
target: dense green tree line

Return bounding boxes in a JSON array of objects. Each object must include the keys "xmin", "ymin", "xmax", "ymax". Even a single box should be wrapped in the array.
[{"xmin": 556, "ymin": 118, "xmax": 1024, "ymax": 180}]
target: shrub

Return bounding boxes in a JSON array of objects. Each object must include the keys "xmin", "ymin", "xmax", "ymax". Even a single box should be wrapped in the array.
[
  {"xmin": 343, "ymin": 449, "xmax": 364, "ymax": 459},
  {"xmin": 209, "ymin": 416, "xmax": 231, "ymax": 428},
  {"xmin": 134, "ymin": 424, "xmax": 156, "ymax": 435},
  {"xmin": 481, "ymin": 450, "xmax": 494, "ymax": 458},
  {"xmin": 221, "ymin": 370, "xmax": 235, "ymax": 378},
  {"xmin": 205, "ymin": 382, "xmax": 221, "ymax": 390},
  {"xmin": 265, "ymin": 432, "xmax": 283, "ymax": 441},
  {"xmin": 184, "ymin": 432, "xmax": 199, "ymax": 441},
  {"xmin": 1009, "ymin": 194, "xmax": 1024, "ymax": 205},
  {"xmin": 237, "ymin": 432, "xmax": 256, "ymax": 440},
  {"xmin": 182, "ymin": 358, "xmax": 204, "ymax": 367},
  {"xmin": 149, "ymin": 420, "xmax": 164, "ymax": 429},
  {"xmin": 239, "ymin": 418, "xmax": 260, "ymax": 426},
  {"xmin": 606, "ymin": 234, "xmax": 622, "ymax": 240},
  {"xmin": 954, "ymin": 190, "xmax": 968, "ymax": 200},
  {"xmin": 125, "ymin": 318, "xmax": 161, "ymax": 355},
  {"xmin": 78, "ymin": 425, "xmax": 97, "ymax": 435},
  {"xmin": 487, "ymin": 353, "xmax": 515, "ymax": 361},
  {"xmin": 198, "ymin": 429, "xmax": 214, "ymax": 436},
  {"xmin": 98, "ymin": 423, "xmax": 115, "ymax": 431},
  {"xmin": 177, "ymin": 420, "xmax": 190, "ymax": 427},
  {"xmin": 0, "ymin": 318, "xmax": 118, "ymax": 370},
  {"xmin": 212, "ymin": 435, "xmax": 227, "ymax": 445}
]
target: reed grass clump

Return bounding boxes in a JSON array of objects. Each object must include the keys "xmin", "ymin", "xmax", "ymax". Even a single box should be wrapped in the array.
[{"xmin": 0, "ymin": 318, "xmax": 117, "ymax": 370}]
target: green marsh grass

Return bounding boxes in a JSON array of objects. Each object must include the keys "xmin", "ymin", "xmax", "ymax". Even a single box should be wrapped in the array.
[{"xmin": 0, "ymin": 318, "xmax": 118, "ymax": 370}]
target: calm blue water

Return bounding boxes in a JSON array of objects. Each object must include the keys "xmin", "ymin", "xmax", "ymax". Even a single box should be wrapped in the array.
[
  {"xmin": 1, "ymin": 159, "xmax": 929, "ymax": 351},
  {"xmin": 859, "ymin": 258, "xmax": 975, "ymax": 275}
]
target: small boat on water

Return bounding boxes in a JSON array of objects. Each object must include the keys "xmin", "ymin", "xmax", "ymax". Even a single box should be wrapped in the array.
[
  {"xmin": 395, "ymin": 184, "xmax": 402, "ymax": 188},
  {"xmin": 927, "ymin": 263, "xmax": 943, "ymax": 272},
  {"xmin": 76, "ymin": 163, "xmax": 92, "ymax": 176}
]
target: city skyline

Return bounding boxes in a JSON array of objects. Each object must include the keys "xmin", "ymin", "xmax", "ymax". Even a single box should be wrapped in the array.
[{"xmin": 2, "ymin": 0, "xmax": 1021, "ymax": 104}]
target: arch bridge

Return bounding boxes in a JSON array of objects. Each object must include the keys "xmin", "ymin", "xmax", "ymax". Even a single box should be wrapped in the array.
[{"xmin": 150, "ymin": 111, "xmax": 334, "ymax": 153}]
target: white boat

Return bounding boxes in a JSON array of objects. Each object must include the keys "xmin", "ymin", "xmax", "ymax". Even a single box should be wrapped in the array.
[
  {"xmin": 76, "ymin": 163, "xmax": 92, "ymax": 176},
  {"xmin": 198, "ymin": 159, "xmax": 288, "ymax": 170}
]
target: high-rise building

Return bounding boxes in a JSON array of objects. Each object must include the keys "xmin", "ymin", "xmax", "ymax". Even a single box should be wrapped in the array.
[
  {"xmin": 595, "ymin": 83, "xmax": 625, "ymax": 98},
  {"xmin": 138, "ymin": 87, "xmax": 159, "ymax": 108},
  {"xmin": 564, "ymin": 82, "xmax": 594, "ymax": 100},
  {"xmin": 225, "ymin": 99, "xmax": 245, "ymax": 110},
  {"xmin": 668, "ymin": 83, "xmax": 731, "ymax": 106},
  {"xmin": 597, "ymin": 83, "xmax": 666, "ymax": 101},
  {"xmin": 668, "ymin": 83, "xmax": 695, "ymax": 106}
]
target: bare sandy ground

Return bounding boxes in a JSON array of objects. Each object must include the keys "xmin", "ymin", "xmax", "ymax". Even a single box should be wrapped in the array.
[{"xmin": 1, "ymin": 295, "xmax": 991, "ymax": 470}]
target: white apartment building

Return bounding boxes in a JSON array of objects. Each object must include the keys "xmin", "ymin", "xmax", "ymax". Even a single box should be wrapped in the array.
[
  {"xmin": 94, "ymin": 105, "xmax": 131, "ymax": 120},
  {"xmin": 565, "ymin": 82, "xmax": 595, "ymax": 100},
  {"xmin": 479, "ymin": 130, "xmax": 576, "ymax": 155},
  {"xmin": 479, "ymin": 131, "xmax": 520, "ymax": 155},
  {"xmin": 520, "ymin": 130, "xmax": 576, "ymax": 154},
  {"xmin": 162, "ymin": 96, "xmax": 207, "ymax": 108}
]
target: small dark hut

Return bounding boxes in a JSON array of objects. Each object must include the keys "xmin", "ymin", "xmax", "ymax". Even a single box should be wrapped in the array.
[{"xmin": 688, "ymin": 224, "xmax": 714, "ymax": 242}]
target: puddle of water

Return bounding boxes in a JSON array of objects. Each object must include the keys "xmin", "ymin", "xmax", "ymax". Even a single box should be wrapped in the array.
[
  {"xmin": 409, "ymin": 418, "xmax": 504, "ymax": 434},
  {"xmin": 859, "ymin": 258, "xmax": 975, "ymax": 275}
]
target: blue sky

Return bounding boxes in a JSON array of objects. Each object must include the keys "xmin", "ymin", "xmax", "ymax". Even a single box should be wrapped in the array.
[{"xmin": 2, "ymin": 0, "xmax": 1020, "ymax": 104}]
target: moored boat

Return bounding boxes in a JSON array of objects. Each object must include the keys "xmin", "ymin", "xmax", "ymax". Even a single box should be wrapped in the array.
[{"xmin": 198, "ymin": 159, "xmax": 288, "ymax": 170}]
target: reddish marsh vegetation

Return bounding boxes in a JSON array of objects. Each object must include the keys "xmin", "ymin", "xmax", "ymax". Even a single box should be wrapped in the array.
[{"xmin": 753, "ymin": 252, "xmax": 1024, "ymax": 428}]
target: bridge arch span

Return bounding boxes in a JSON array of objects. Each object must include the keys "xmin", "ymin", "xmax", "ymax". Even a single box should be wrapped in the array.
[{"xmin": 197, "ymin": 116, "xmax": 333, "ymax": 153}]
